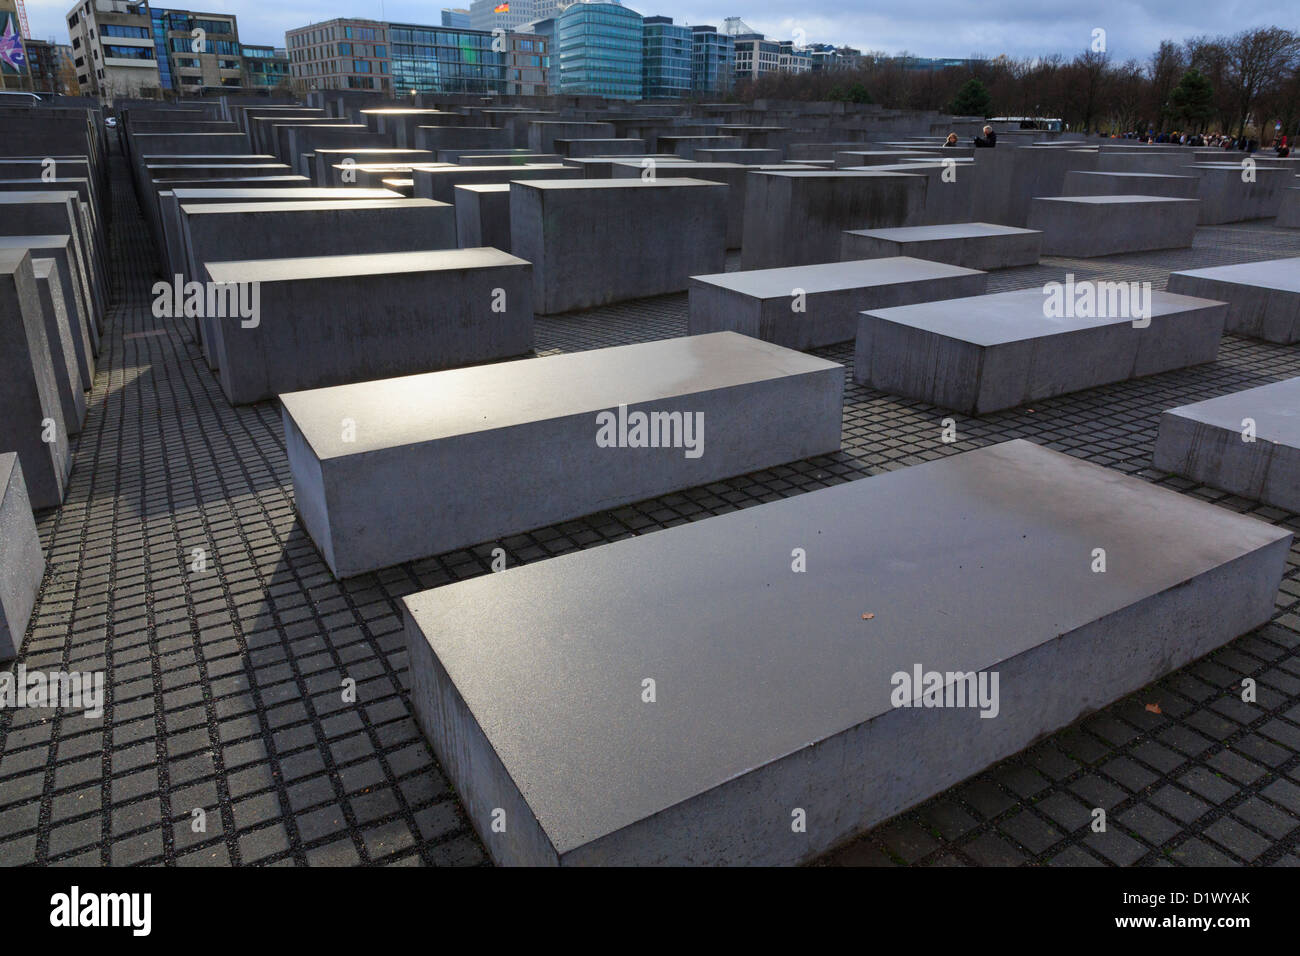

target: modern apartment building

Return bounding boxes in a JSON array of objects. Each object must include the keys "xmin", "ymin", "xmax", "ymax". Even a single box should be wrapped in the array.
[
  {"xmin": 777, "ymin": 39, "xmax": 811, "ymax": 73},
  {"xmin": 468, "ymin": 0, "xmax": 534, "ymax": 34},
  {"xmin": 689, "ymin": 23, "xmax": 732, "ymax": 96},
  {"xmin": 505, "ymin": 30, "xmax": 547, "ymax": 95},
  {"xmin": 24, "ymin": 39, "xmax": 77, "ymax": 94},
  {"xmin": 556, "ymin": 0, "xmax": 642, "ymax": 100},
  {"xmin": 66, "ymin": 0, "xmax": 158, "ymax": 97},
  {"xmin": 241, "ymin": 43, "xmax": 288, "ymax": 90},
  {"xmin": 387, "ymin": 22, "xmax": 504, "ymax": 95},
  {"xmin": 641, "ymin": 15, "xmax": 690, "ymax": 99},
  {"xmin": 440, "ymin": 8, "xmax": 471, "ymax": 29},
  {"xmin": 731, "ymin": 31, "xmax": 778, "ymax": 83},
  {"xmin": 149, "ymin": 7, "xmax": 241, "ymax": 93},
  {"xmin": 286, "ymin": 18, "xmax": 389, "ymax": 92}
]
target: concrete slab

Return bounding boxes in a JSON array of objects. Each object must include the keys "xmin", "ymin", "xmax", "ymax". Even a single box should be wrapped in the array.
[
  {"xmin": 741, "ymin": 170, "xmax": 927, "ymax": 269},
  {"xmin": 690, "ymin": 257, "xmax": 987, "ymax": 350},
  {"xmin": 1166, "ymin": 257, "xmax": 1300, "ymax": 343},
  {"xmin": 856, "ymin": 288, "xmax": 1226, "ymax": 414},
  {"xmin": 31, "ymin": 258, "xmax": 86, "ymax": 434},
  {"xmin": 0, "ymin": 453, "xmax": 44, "ymax": 661},
  {"xmin": 283, "ymin": 331, "xmax": 843, "ymax": 577},
  {"xmin": 454, "ymin": 184, "xmax": 511, "ymax": 252},
  {"xmin": 1027, "ymin": 195, "xmax": 1199, "ymax": 257},
  {"xmin": 1279, "ymin": 187, "xmax": 1300, "ymax": 229},
  {"xmin": 1154, "ymin": 376, "xmax": 1300, "ymax": 513},
  {"xmin": 0, "ymin": 249, "xmax": 71, "ymax": 509},
  {"xmin": 1062, "ymin": 170, "xmax": 1200, "ymax": 199},
  {"xmin": 0, "ymin": 192, "xmax": 102, "ymax": 337},
  {"xmin": 1184, "ymin": 163, "xmax": 1289, "ymax": 223},
  {"xmin": 411, "ymin": 164, "xmax": 580, "ymax": 203},
  {"xmin": 402, "ymin": 438, "xmax": 1290, "ymax": 865},
  {"xmin": 841, "ymin": 223, "xmax": 1042, "ymax": 271},
  {"xmin": 0, "ymin": 235, "xmax": 94, "ymax": 384},
  {"xmin": 512, "ymin": 179, "xmax": 728, "ymax": 314},
  {"xmin": 204, "ymin": 248, "xmax": 533, "ymax": 404}
]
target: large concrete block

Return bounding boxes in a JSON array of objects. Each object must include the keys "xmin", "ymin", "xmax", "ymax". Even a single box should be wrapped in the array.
[
  {"xmin": 401, "ymin": 438, "xmax": 1290, "ymax": 865},
  {"xmin": 310, "ymin": 148, "xmax": 434, "ymax": 185},
  {"xmin": 1166, "ymin": 258, "xmax": 1300, "ymax": 344},
  {"xmin": 0, "ymin": 454, "xmax": 43, "ymax": 662},
  {"xmin": 740, "ymin": 171, "xmax": 927, "ymax": 270},
  {"xmin": 841, "ymin": 222, "xmax": 1041, "ymax": 271},
  {"xmin": 553, "ymin": 138, "xmax": 646, "ymax": 157},
  {"xmin": 1278, "ymin": 188, "xmax": 1300, "ymax": 228},
  {"xmin": 858, "ymin": 161, "xmax": 976, "ymax": 225},
  {"xmin": 411, "ymin": 164, "xmax": 580, "ymax": 203},
  {"xmin": 0, "ymin": 192, "xmax": 101, "ymax": 337},
  {"xmin": 1184, "ymin": 163, "xmax": 1289, "ymax": 223},
  {"xmin": 31, "ymin": 258, "xmax": 86, "ymax": 434},
  {"xmin": 610, "ymin": 161, "xmax": 751, "ymax": 247},
  {"xmin": 695, "ymin": 148, "xmax": 782, "ymax": 164},
  {"xmin": 512, "ymin": 178, "xmax": 727, "ymax": 314},
  {"xmin": 1027, "ymin": 195, "xmax": 1199, "ymax": 257},
  {"xmin": 527, "ymin": 121, "xmax": 616, "ymax": 154},
  {"xmin": 659, "ymin": 135, "xmax": 743, "ymax": 159},
  {"xmin": 690, "ymin": 257, "xmax": 987, "ymax": 350},
  {"xmin": 0, "ymin": 235, "xmax": 94, "ymax": 384},
  {"xmin": 856, "ymin": 288, "xmax": 1225, "ymax": 414},
  {"xmin": 1154, "ymin": 376, "xmax": 1300, "ymax": 513},
  {"xmin": 833, "ymin": 150, "xmax": 935, "ymax": 168},
  {"xmin": 283, "ymin": 331, "xmax": 843, "ymax": 577},
  {"xmin": 1063, "ymin": 170, "xmax": 1200, "ymax": 198},
  {"xmin": 204, "ymin": 248, "xmax": 533, "ymax": 405},
  {"xmin": 0, "ymin": 249, "xmax": 71, "ymax": 509},
  {"xmin": 454, "ymin": 184, "xmax": 511, "ymax": 252}
]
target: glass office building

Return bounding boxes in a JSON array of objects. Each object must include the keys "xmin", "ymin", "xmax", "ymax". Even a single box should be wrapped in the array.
[
  {"xmin": 690, "ymin": 24, "xmax": 732, "ymax": 95},
  {"xmin": 387, "ymin": 23, "xmax": 506, "ymax": 94},
  {"xmin": 556, "ymin": 1, "xmax": 641, "ymax": 100},
  {"xmin": 641, "ymin": 15, "xmax": 690, "ymax": 99}
]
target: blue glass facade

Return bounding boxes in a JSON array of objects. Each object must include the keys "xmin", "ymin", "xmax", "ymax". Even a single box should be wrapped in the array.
[
  {"xmin": 556, "ymin": 1, "xmax": 641, "ymax": 100},
  {"xmin": 690, "ymin": 25, "xmax": 733, "ymax": 95},
  {"xmin": 642, "ymin": 16, "xmax": 690, "ymax": 99},
  {"xmin": 388, "ymin": 24, "xmax": 506, "ymax": 94}
]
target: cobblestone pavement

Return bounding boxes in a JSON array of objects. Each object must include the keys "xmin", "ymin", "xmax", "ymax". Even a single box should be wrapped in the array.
[{"xmin": 1, "ymin": 154, "xmax": 1298, "ymax": 867}]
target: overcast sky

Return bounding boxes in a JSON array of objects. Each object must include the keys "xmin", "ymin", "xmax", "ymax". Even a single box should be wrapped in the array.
[{"xmin": 20, "ymin": 0, "xmax": 1297, "ymax": 61}]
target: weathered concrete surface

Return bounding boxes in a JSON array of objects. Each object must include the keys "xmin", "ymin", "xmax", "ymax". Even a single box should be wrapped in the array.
[
  {"xmin": 841, "ymin": 222, "xmax": 1041, "ymax": 271},
  {"xmin": 454, "ymin": 184, "xmax": 511, "ymax": 252},
  {"xmin": 402, "ymin": 439, "xmax": 1290, "ymax": 865},
  {"xmin": 513, "ymin": 179, "xmax": 728, "ymax": 314},
  {"xmin": 856, "ymin": 288, "xmax": 1226, "ymax": 414},
  {"xmin": 1063, "ymin": 170, "xmax": 1200, "ymax": 198},
  {"xmin": 741, "ymin": 170, "xmax": 927, "ymax": 269},
  {"xmin": 1184, "ymin": 163, "xmax": 1289, "ymax": 223},
  {"xmin": 1027, "ymin": 195, "xmax": 1199, "ymax": 257},
  {"xmin": 283, "ymin": 332, "xmax": 843, "ymax": 576},
  {"xmin": 1166, "ymin": 257, "xmax": 1300, "ymax": 344},
  {"xmin": 1154, "ymin": 376, "xmax": 1300, "ymax": 513},
  {"xmin": 0, "ymin": 454, "xmax": 44, "ymax": 661},
  {"xmin": 205, "ymin": 248, "xmax": 533, "ymax": 404},
  {"xmin": 31, "ymin": 258, "xmax": 86, "ymax": 434},
  {"xmin": 0, "ymin": 235, "xmax": 94, "ymax": 384},
  {"xmin": 411, "ymin": 164, "xmax": 580, "ymax": 202},
  {"xmin": 690, "ymin": 257, "xmax": 987, "ymax": 349}
]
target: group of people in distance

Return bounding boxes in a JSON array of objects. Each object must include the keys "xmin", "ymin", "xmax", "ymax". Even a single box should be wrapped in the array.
[
  {"xmin": 941, "ymin": 126, "xmax": 998, "ymax": 148},
  {"xmin": 937, "ymin": 126, "xmax": 1290, "ymax": 157}
]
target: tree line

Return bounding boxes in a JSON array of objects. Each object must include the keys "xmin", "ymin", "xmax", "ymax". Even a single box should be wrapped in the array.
[{"xmin": 734, "ymin": 27, "xmax": 1300, "ymax": 142}]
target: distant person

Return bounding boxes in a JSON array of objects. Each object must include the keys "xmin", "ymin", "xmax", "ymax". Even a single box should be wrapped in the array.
[
  {"xmin": 1277, "ymin": 136, "xmax": 1290, "ymax": 158},
  {"xmin": 973, "ymin": 125, "xmax": 997, "ymax": 148},
  {"xmin": 943, "ymin": 132, "xmax": 960, "ymax": 147}
]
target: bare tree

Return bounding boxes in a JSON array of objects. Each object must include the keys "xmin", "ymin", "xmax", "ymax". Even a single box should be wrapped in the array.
[{"xmin": 1224, "ymin": 27, "xmax": 1300, "ymax": 136}]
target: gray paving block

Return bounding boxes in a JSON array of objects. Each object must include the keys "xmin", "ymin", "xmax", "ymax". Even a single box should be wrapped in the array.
[
  {"xmin": 205, "ymin": 248, "xmax": 533, "ymax": 405},
  {"xmin": 0, "ymin": 454, "xmax": 42, "ymax": 662},
  {"xmin": 402, "ymin": 439, "xmax": 1290, "ymax": 865},
  {"xmin": 31, "ymin": 258, "xmax": 86, "ymax": 434},
  {"xmin": 1028, "ymin": 195, "xmax": 1199, "ymax": 257},
  {"xmin": 1166, "ymin": 257, "xmax": 1300, "ymax": 344},
  {"xmin": 689, "ymin": 257, "xmax": 987, "ymax": 349},
  {"xmin": 0, "ymin": 249, "xmax": 71, "ymax": 509},
  {"xmin": 1153, "ymin": 376, "xmax": 1300, "ymax": 513},
  {"xmin": 282, "ymin": 331, "xmax": 842, "ymax": 577},
  {"xmin": 512, "ymin": 179, "xmax": 728, "ymax": 314},
  {"xmin": 840, "ymin": 223, "xmax": 1042, "ymax": 271},
  {"xmin": 856, "ymin": 288, "xmax": 1226, "ymax": 414}
]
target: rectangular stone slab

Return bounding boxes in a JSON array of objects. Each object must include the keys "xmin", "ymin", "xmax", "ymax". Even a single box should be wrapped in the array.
[
  {"xmin": 689, "ymin": 257, "xmax": 987, "ymax": 350},
  {"xmin": 205, "ymin": 248, "xmax": 533, "ymax": 405},
  {"xmin": 31, "ymin": 258, "xmax": 86, "ymax": 433},
  {"xmin": 856, "ymin": 288, "xmax": 1226, "ymax": 414},
  {"xmin": 282, "ymin": 331, "xmax": 843, "ymax": 577},
  {"xmin": 1153, "ymin": 376, "xmax": 1300, "ymax": 512},
  {"xmin": 1166, "ymin": 257, "xmax": 1300, "ymax": 344},
  {"xmin": 0, "ymin": 235, "xmax": 94, "ymax": 383},
  {"xmin": 0, "ymin": 453, "xmax": 44, "ymax": 661},
  {"xmin": 1027, "ymin": 195, "xmax": 1199, "ymax": 257},
  {"xmin": 454, "ymin": 184, "xmax": 511, "ymax": 252},
  {"xmin": 840, "ymin": 223, "xmax": 1042, "ymax": 271},
  {"xmin": 401, "ymin": 438, "xmax": 1290, "ymax": 865},
  {"xmin": 412, "ymin": 164, "xmax": 580, "ymax": 203},
  {"xmin": 512, "ymin": 179, "xmax": 728, "ymax": 314},
  {"xmin": 0, "ymin": 249, "xmax": 71, "ymax": 509},
  {"xmin": 1062, "ymin": 170, "xmax": 1200, "ymax": 198},
  {"xmin": 181, "ymin": 198, "xmax": 457, "ymax": 364}
]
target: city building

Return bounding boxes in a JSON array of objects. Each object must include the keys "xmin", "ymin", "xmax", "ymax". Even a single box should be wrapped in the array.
[
  {"xmin": 690, "ymin": 23, "xmax": 732, "ymax": 95},
  {"xmin": 1, "ymin": 0, "xmax": 32, "ymax": 92},
  {"xmin": 468, "ymin": 0, "xmax": 534, "ymax": 34},
  {"xmin": 66, "ymin": 0, "xmax": 159, "ymax": 97},
  {"xmin": 286, "ymin": 18, "xmax": 389, "ymax": 92},
  {"xmin": 556, "ymin": 0, "xmax": 642, "ymax": 100},
  {"xmin": 387, "ymin": 22, "xmax": 504, "ymax": 95},
  {"xmin": 641, "ymin": 15, "xmax": 689, "ymax": 99},
  {"xmin": 505, "ymin": 30, "xmax": 547, "ymax": 95},
  {"xmin": 24, "ymin": 39, "xmax": 77, "ymax": 93},
  {"xmin": 807, "ymin": 42, "xmax": 860, "ymax": 71},
  {"xmin": 241, "ymin": 43, "xmax": 288, "ymax": 90},
  {"xmin": 440, "ymin": 8, "xmax": 471, "ymax": 29},
  {"xmin": 731, "ymin": 32, "xmax": 777, "ymax": 83},
  {"xmin": 517, "ymin": 15, "xmax": 555, "ymax": 90},
  {"xmin": 777, "ymin": 38, "xmax": 811, "ymax": 73},
  {"xmin": 148, "ymin": 8, "xmax": 241, "ymax": 94}
]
